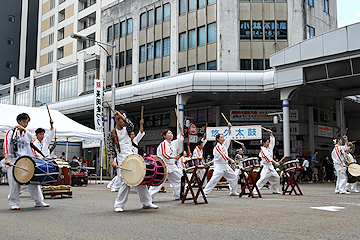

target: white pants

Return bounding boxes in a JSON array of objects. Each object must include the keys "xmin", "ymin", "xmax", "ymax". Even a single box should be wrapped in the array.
[
  {"xmin": 107, "ymin": 175, "xmax": 121, "ymax": 191},
  {"xmin": 149, "ymin": 169, "xmax": 182, "ymax": 200},
  {"xmin": 335, "ymin": 167, "xmax": 348, "ymax": 193},
  {"xmin": 256, "ymin": 166, "xmax": 280, "ymax": 193},
  {"xmin": 204, "ymin": 168, "xmax": 238, "ymax": 195},
  {"xmin": 7, "ymin": 166, "xmax": 44, "ymax": 207},
  {"xmin": 346, "ymin": 181, "xmax": 358, "ymax": 191},
  {"xmin": 114, "ymin": 168, "xmax": 152, "ymax": 209}
]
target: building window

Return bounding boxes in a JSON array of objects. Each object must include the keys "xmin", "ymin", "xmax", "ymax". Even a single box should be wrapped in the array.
[
  {"xmin": 208, "ymin": 23, "xmax": 216, "ymax": 43},
  {"xmin": 179, "ymin": 32, "xmax": 187, "ymax": 51},
  {"xmin": 188, "ymin": 65, "xmax": 195, "ymax": 71},
  {"xmin": 307, "ymin": 25, "xmax": 315, "ymax": 39},
  {"xmin": 114, "ymin": 23, "xmax": 119, "ymax": 39},
  {"xmin": 154, "ymin": 74, "xmax": 161, "ymax": 79},
  {"xmin": 155, "ymin": 7, "xmax": 162, "ymax": 24},
  {"xmin": 127, "ymin": 18, "xmax": 133, "ymax": 34},
  {"xmin": 189, "ymin": 0, "xmax": 196, "ymax": 12},
  {"xmin": 179, "ymin": 68, "xmax": 186, "ymax": 73},
  {"xmin": 148, "ymin": 9, "xmax": 154, "ymax": 27},
  {"xmin": 163, "ymin": 37, "xmax": 170, "ymax": 56},
  {"xmin": 207, "ymin": 61, "xmax": 217, "ymax": 70},
  {"xmin": 180, "ymin": 0, "xmax": 186, "ymax": 15},
  {"xmin": 240, "ymin": 59, "xmax": 251, "ymax": 70},
  {"xmin": 50, "ymin": 0, "xmax": 55, "ymax": 9},
  {"xmin": 139, "ymin": 77, "xmax": 145, "ymax": 82},
  {"xmin": 59, "ymin": 0, "xmax": 65, "ymax": 3},
  {"xmin": 107, "ymin": 57, "xmax": 111, "ymax": 71},
  {"xmin": 188, "ymin": 29, "xmax": 196, "ymax": 48},
  {"xmin": 78, "ymin": 12, "xmax": 96, "ymax": 30},
  {"xmin": 57, "ymin": 47, "xmax": 64, "ymax": 59},
  {"xmin": 85, "ymin": 70, "xmax": 97, "ymax": 92},
  {"xmin": 147, "ymin": 76, "xmax": 152, "ymax": 81},
  {"xmin": 48, "ymin": 51, "xmax": 53, "ymax": 63},
  {"xmin": 240, "ymin": 21, "xmax": 251, "ymax": 39},
  {"xmin": 198, "ymin": 63, "xmax": 205, "ymax": 70},
  {"xmin": 8, "ymin": 15, "xmax": 15, "ymax": 22},
  {"xmin": 252, "ymin": 21, "xmax": 263, "ymax": 39},
  {"xmin": 58, "ymin": 28, "xmax": 64, "ymax": 40},
  {"xmin": 264, "ymin": 21, "xmax": 275, "ymax": 40},
  {"xmin": 126, "ymin": 49, "xmax": 132, "ymax": 65},
  {"xmin": 140, "ymin": 13, "xmax": 147, "ymax": 30},
  {"xmin": 80, "ymin": 33, "xmax": 95, "ymax": 50},
  {"xmin": 163, "ymin": 72, "xmax": 170, "ymax": 77},
  {"xmin": 58, "ymin": 76, "xmax": 78, "ymax": 101},
  {"xmin": 208, "ymin": 0, "xmax": 216, "ymax": 4},
  {"xmin": 277, "ymin": 21, "xmax": 287, "ymax": 39},
  {"xmin": 120, "ymin": 21, "xmax": 126, "ymax": 37},
  {"xmin": 306, "ymin": 0, "xmax": 314, "ymax": 6},
  {"xmin": 163, "ymin": 3, "xmax": 170, "ymax": 21},
  {"xmin": 119, "ymin": 82, "xmax": 124, "ymax": 87},
  {"xmin": 59, "ymin": 9, "xmax": 65, "ymax": 22},
  {"xmin": 7, "ymin": 38, "xmax": 14, "ymax": 45},
  {"xmin": 139, "ymin": 45, "xmax": 146, "ymax": 62},
  {"xmin": 253, "ymin": 59, "xmax": 264, "ymax": 70},
  {"xmin": 6, "ymin": 61, "xmax": 13, "ymax": 69},
  {"xmin": 49, "ymin": 33, "xmax": 54, "ymax": 45},
  {"xmin": 35, "ymin": 82, "xmax": 52, "ymax": 106},
  {"xmin": 125, "ymin": 80, "xmax": 132, "ymax": 86},
  {"xmin": 147, "ymin": 43, "xmax": 153, "ymax": 60},
  {"xmin": 119, "ymin": 51, "xmax": 124, "ymax": 67},
  {"xmin": 323, "ymin": 0, "xmax": 329, "ymax": 13},
  {"xmin": 115, "ymin": 54, "xmax": 119, "ymax": 68},
  {"xmin": 198, "ymin": 0, "xmax": 206, "ymax": 8},
  {"xmin": 0, "ymin": 95, "xmax": 10, "ymax": 105},
  {"xmin": 107, "ymin": 26, "xmax": 113, "ymax": 41},
  {"xmin": 49, "ymin": 15, "xmax": 55, "ymax": 28},
  {"xmin": 15, "ymin": 90, "xmax": 29, "ymax": 106},
  {"xmin": 265, "ymin": 59, "xmax": 270, "ymax": 69},
  {"xmin": 155, "ymin": 40, "xmax": 161, "ymax": 58},
  {"xmin": 198, "ymin": 26, "xmax": 206, "ymax": 46}
]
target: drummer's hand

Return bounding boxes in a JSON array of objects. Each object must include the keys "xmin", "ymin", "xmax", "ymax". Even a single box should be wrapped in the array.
[
  {"xmin": 113, "ymin": 111, "xmax": 125, "ymax": 121},
  {"xmin": 110, "ymin": 160, "xmax": 118, "ymax": 168},
  {"xmin": 15, "ymin": 125, "xmax": 25, "ymax": 132},
  {"xmin": 229, "ymin": 158, "xmax": 235, "ymax": 164},
  {"xmin": 174, "ymin": 154, "xmax": 180, "ymax": 159},
  {"xmin": 343, "ymin": 164, "xmax": 347, "ymax": 168},
  {"xmin": 178, "ymin": 124, "xmax": 182, "ymax": 131},
  {"xmin": 140, "ymin": 119, "xmax": 144, "ymax": 125},
  {"xmin": 50, "ymin": 119, "xmax": 54, "ymax": 126},
  {"xmin": 5, "ymin": 158, "xmax": 11, "ymax": 166},
  {"xmin": 343, "ymin": 135, "xmax": 348, "ymax": 140},
  {"xmin": 228, "ymin": 123, "xmax": 232, "ymax": 128}
]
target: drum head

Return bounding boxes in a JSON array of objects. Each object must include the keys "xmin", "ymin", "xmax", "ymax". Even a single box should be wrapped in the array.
[
  {"xmin": 121, "ymin": 154, "xmax": 146, "ymax": 187},
  {"xmin": 13, "ymin": 156, "xmax": 35, "ymax": 184},
  {"xmin": 348, "ymin": 164, "xmax": 360, "ymax": 177}
]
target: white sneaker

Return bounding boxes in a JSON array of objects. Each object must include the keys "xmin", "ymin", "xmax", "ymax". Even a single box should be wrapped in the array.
[
  {"xmin": 339, "ymin": 191, "xmax": 350, "ymax": 194},
  {"xmin": 272, "ymin": 191, "xmax": 282, "ymax": 194},
  {"xmin": 114, "ymin": 207, "xmax": 124, "ymax": 212},
  {"xmin": 352, "ymin": 190, "xmax": 360, "ymax": 193},
  {"xmin": 110, "ymin": 189, "xmax": 118, "ymax": 192},
  {"xmin": 335, "ymin": 191, "xmax": 339, "ymax": 194},
  {"xmin": 11, "ymin": 205, "xmax": 20, "ymax": 210},
  {"xmin": 35, "ymin": 202, "xmax": 50, "ymax": 207},
  {"xmin": 142, "ymin": 203, "xmax": 159, "ymax": 209},
  {"xmin": 229, "ymin": 192, "xmax": 239, "ymax": 196}
]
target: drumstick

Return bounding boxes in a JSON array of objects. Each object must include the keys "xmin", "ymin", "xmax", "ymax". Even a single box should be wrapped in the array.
[
  {"xmin": 260, "ymin": 126, "xmax": 271, "ymax": 132},
  {"xmin": 10, "ymin": 164, "xmax": 28, "ymax": 172},
  {"xmin": 46, "ymin": 105, "xmax": 52, "ymax": 120},
  {"xmin": 141, "ymin": 106, "xmax": 144, "ymax": 120},
  {"xmin": 174, "ymin": 108, "xmax": 180, "ymax": 124},
  {"xmin": 106, "ymin": 100, "xmax": 115, "ymax": 113},
  {"xmin": 345, "ymin": 128, "xmax": 348, "ymax": 136},
  {"xmin": 116, "ymin": 166, "xmax": 132, "ymax": 172},
  {"xmin": 235, "ymin": 156, "xmax": 249, "ymax": 163},
  {"xmin": 234, "ymin": 140, "xmax": 244, "ymax": 145},
  {"xmin": 12, "ymin": 128, "xmax": 18, "ymax": 139},
  {"xmin": 221, "ymin": 113, "xmax": 230, "ymax": 125},
  {"xmin": 277, "ymin": 155, "xmax": 288, "ymax": 165}
]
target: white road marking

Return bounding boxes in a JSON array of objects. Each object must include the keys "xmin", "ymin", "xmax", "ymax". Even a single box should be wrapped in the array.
[{"xmin": 310, "ymin": 206, "xmax": 346, "ymax": 212}]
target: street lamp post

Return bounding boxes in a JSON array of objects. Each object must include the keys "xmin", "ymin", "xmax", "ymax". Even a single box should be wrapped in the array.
[{"xmin": 71, "ymin": 32, "xmax": 116, "ymax": 182}]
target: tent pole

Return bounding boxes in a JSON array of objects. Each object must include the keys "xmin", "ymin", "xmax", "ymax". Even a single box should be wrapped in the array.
[
  {"xmin": 66, "ymin": 137, "xmax": 69, "ymax": 162},
  {"xmin": 100, "ymin": 140, "xmax": 103, "ymax": 184}
]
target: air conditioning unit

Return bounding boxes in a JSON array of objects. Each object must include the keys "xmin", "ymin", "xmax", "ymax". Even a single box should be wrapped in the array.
[{"xmin": 320, "ymin": 112, "xmax": 330, "ymax": 122}]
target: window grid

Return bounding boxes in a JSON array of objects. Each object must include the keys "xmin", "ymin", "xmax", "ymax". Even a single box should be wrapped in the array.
[
  {"xmin": 0, "ymin": 95, "xmax": 10, "ymax": 105},
  {"xmin": 35, "ymin": 83, "xmax": 52, "ymax": 106},
  {"xmin": 58, "ymin": 76, "xmax": 78, "ymax": 101},
  {"xmin": 84, "ymin": 70, "xmax": 97, "ymax": 92},
  {"xmin": 15, "ymin": 90, "xmax": 29, "ymax": 106}
]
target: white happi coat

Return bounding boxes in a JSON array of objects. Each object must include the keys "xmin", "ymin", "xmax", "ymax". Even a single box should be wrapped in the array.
[
  {"xmin": 32, "ymin": 129, "xmax": 55, "ymax": 157},
  {"xmin": 157, "ymin": 133, "xmax": 184, "ymax": 173}
]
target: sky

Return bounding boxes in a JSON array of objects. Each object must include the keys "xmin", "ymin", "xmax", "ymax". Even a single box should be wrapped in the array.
[{"xmin": 337, "ymin": 0, "xmax": 360, "ymax": 27}]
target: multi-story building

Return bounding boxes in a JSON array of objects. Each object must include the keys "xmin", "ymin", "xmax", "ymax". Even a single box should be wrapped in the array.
[
  {"xmin": 100, "ymin": 0, "xmax": 337, "ymax": 87},
  {"xmin": 0, "ymin": 0, "xmax": 39, "ymax": 85}
]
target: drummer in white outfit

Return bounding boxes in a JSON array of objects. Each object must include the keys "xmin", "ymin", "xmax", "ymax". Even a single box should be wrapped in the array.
[
  {"xmin": 192, "ymin": 135, "xmax": 208, "ymax": 185},
  {"xmin": 203, "ymin": 123, "xmax": 239, "ymax": 196},
  {"xmin": 149, "ymin": 125, "xmax": 184, "ymax": 200},
  {"xmin": 108, "ymin": 111, "xmax": 157, "ymax": 212},
  {"xmin": 31, "ymin": 120, "xmax": 55, "ymax": 157},
  {"xmin": 332, "ymin": 135, "xmax": 349, "ymax": 194},
  {"xmin": 108, "ymin": 119, "xmax": 145, "ymax": 192},
  {"xmin": 256, "ymin": 129, "xmax": 281, "ymax": 194},
  {"xmin": 3, "ymin": 113, "xmax": 49, "ymax": 210},
  {"xmin": 345, "ymin": 147, "xmax": 359, "ymax": 193}
]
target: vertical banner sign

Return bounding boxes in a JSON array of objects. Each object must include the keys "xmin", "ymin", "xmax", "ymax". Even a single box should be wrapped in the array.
[{"xmin": 94, "ymin": 79, "xmax": 104, "ymax": 133}]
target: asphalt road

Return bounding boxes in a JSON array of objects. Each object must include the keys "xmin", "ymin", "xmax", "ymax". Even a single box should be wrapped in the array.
[{"xmin": 0, "ymin": 181, "xmax": 360, "ymax": 240}]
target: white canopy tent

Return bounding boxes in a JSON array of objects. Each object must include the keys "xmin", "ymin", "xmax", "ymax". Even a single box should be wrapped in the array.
[{"xmin": 0, "ymin": 104, "xmax": 103, "ymax": 142}]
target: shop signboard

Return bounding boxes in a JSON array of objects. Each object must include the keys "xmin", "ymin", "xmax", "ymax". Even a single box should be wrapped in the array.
[
  {"xmin": 318, "ymin": 125, "xmax": 333, "ymax": 138},
  {"xmin": 230, "ymin": 109, "xmax": 298, "ymax": 121},
  {"xmin": 206, "ymin": 125, "xmax": 262, "ymax": 141}
]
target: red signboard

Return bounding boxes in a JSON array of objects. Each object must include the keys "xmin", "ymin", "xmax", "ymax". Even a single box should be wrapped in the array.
[{"xmin": 189, "ymin": 123, "xmax": 198, "ymax": 135}]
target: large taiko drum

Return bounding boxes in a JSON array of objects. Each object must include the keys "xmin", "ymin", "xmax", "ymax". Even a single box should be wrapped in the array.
[
  {"xmin": 13, "ymin": 156, "xmax": 59, "ymax": 185},
  {"xmin": 241, "ymin": 157, "xmax": 260, "ymax": 171},
  {"xmin": 283, "ymin": 160, "xmax": 300, "ymax": 172},
  {"xmin": 121, "ymin": 154, "xmax": 167, "ymax": 187},
  {"xmin": 347, "ymin": 163, "xmax": 360, "ymax": 183},
  {"xmin": 54, "ymin": 160, "xmax": 71, "ymax": 186}
]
